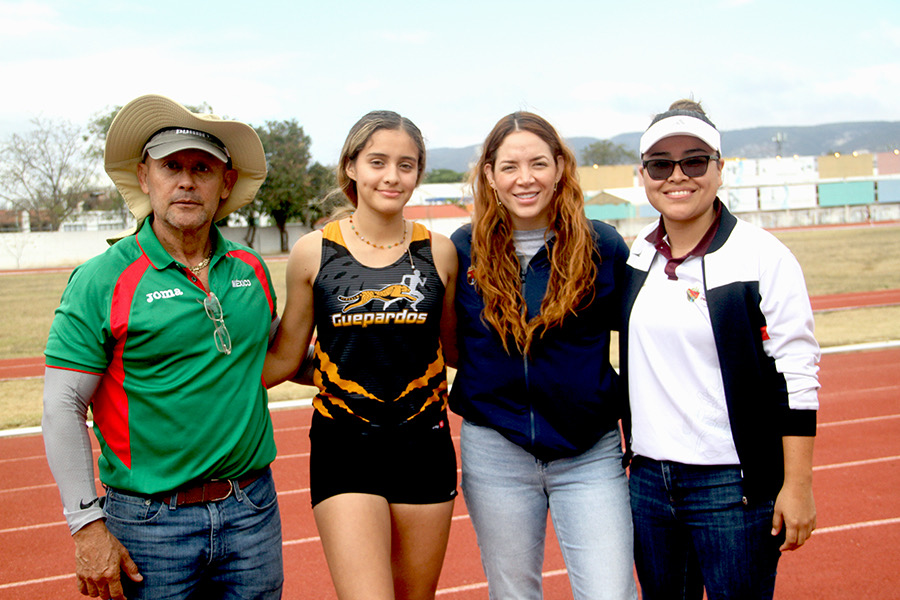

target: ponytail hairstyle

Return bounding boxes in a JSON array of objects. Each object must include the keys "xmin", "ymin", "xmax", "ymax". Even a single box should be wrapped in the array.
[
  {"xmin": 660, "ymin": 98, "xmax": 712, "ymax": 122},
  {"xmin": 470, "ymin": 112, "xmax": 597, "ymax": 354}
]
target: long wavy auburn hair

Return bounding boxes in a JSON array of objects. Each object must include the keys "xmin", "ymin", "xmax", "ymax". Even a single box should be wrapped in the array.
[{"xmin": 471, "ymin": 112, "xmax": 598, "ymax": 354}]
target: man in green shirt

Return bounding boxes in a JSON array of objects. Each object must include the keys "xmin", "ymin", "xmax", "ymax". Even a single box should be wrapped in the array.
[{"xmin": 43, "ymin": 94, "xmax": 282, "ymax": 600}]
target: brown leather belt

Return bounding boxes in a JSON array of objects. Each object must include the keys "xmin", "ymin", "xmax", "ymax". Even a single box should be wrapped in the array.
[{"xmin": 160, "ymin": 470, "xmax": 265, "ymax": 507}]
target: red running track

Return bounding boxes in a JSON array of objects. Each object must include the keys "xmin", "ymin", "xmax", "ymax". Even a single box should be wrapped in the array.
[
  {"xmin": 809, "ymin": 288, "xmax": 900, "ymax": 312},
  {"xmin": 1, "ymin": 347, "xmax": 899, "ymax": 598},
  {"xmin": 0, "ymin": 358, "xmax": 44, "ymax": 381}
]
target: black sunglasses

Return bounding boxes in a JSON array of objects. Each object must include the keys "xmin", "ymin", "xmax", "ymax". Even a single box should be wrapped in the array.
[{"xmin": 642, "ymin": 155, "xmax": 720, "ymax": 181}]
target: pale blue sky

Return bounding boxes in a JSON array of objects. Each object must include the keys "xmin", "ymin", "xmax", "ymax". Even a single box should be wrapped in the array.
[{"xmin": 1, "ymin": 0, "xmax": 898, "ymax": 164}]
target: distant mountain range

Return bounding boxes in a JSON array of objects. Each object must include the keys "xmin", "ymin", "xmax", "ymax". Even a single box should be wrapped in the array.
[{"xmin": 427, "ymin": 121, "xmax": 900, "ymax": 172}]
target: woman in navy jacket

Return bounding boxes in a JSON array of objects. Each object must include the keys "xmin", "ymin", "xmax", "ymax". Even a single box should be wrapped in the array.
[{"xmin": 450, "ymin": 112, "xmax": 636, "ymax": 600}]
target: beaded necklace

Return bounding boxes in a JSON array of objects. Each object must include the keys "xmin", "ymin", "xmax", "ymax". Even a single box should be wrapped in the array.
[{"xmin": 348, "ymin": 212, "xmax": 407, "ymax": 249}]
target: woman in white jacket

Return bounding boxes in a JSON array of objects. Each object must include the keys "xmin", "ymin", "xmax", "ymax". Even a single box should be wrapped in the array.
[{"xmin": 621, "ymin": 98, "xmax": 820, "ymax": 600}]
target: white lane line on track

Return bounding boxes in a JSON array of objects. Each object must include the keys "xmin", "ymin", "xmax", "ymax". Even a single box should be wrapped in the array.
[
  {"xmin": 816, "ymin": 517, "xmax": 900, "ymax": 534},
  {"xmin": 0, "ymin": 453, "xmax": 47, "ymax": 464},
  {"xmin": 3, "ymin": 450, "xmax": 897, "ymax": 527},
  {"xmin": 819, "ymin": 413, "xmax": 899, "ymax": 427},
  {"xmin": 0, "ymin": 449, "xmax": 98, "ymax": 466},
  {"xmin": 0, "ymin": 482, "xmax": 56, "ymax": 493},
  {"xmin": 3, "ymin": 519, "xmax": 898, "ymax": 593},
  {"xmin": 10, "ymin": 418, "xmax": 897, "ymax": 467},
  {"xmin": 273, "ymin": 451, "xmax": 310, "ymax": 460},
  {"xmin": 14, "ymin": 416, "xmax": 890, "ymax": 470},
  {"xmin": 272, "ymin": 425, "xmax": 310, "ymax": 433},
  {"xmin": 277, "ymin": 515, "xmax": 473, "ymax": 548},
  {"xmin": 813, "ymin": 455, "xmax": 900, "ymax": 471},
  {"xmin": 0, "ymin": 509, "xmax": 469, "ymax": 537},
  {"xmin": 1, "ymin": 338, "xmax": 897, "ymax": 441},
  {"xmin": 0, "ymin": 574, "xmax": 74, "ymax": 591},
  {"xmin": 436, "ymin": 570, "xmax": 568, "ymax": 596},
  {"xmin": 0, "ymin": 567, "xmax": 571, "ymax": 594},
  {"xmin": 272, "ymin": 487, "xmax": 310, "ymax": 496},
  {"xmin": 281, "ymin": 535, "xmax": 321, "ymax": 547},
  {"xmin": 821, "ymin": 340, "xmax": 900, "ymax": 354},
  {"xmin": 0, "ymin": 520, "xmax": 66, "ymax": 534}
]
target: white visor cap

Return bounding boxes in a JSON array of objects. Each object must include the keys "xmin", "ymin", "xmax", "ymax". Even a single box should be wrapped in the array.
[{"xmin": 640, "ymin": 115, "xmax": 721, "ymax": 156}]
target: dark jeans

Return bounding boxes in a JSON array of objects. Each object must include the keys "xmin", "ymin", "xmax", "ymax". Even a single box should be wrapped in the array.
[
  {"xmin": 103, "ymin": 469, "xmax": 283, "ymax": 600},
  {"xmin": 629, "ymin": 456, "xmax": 781, "ymax": 600}
]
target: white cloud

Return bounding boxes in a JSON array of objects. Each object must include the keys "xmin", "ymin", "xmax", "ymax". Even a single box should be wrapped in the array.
[
  {"xmin": 1, "ymin": 0, "xmax": 899, "ymax": 165},
  {"xmin": 344, "ymin": 79, "xmax": 382, "ymax": 96},
  {"xmin": 863, "ymin": 21, "xmax": 900, "ymax": 48},
  {"xmin": 0, "ymin": 0, "xmax": 61, "ymax": 35},
  {"xmin": 814, "ymin": 63, "xmax": 900, "ymax": 99},
  {"xmin": 379, "ymin": 31, "xmax": 430, "ymax": 44}
]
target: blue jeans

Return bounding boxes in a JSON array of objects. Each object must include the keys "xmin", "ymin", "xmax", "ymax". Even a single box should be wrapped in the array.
[
  {"xmin": 629, "ymin": 456, "xmax": 781, "ymax": 600},
  {"xmin": 460, "ymin": 420, "xmax": 637, "ymax": 600},
  {"xmin": 103, "ymin": 469, "xmax": 283, "ymax": 600}
]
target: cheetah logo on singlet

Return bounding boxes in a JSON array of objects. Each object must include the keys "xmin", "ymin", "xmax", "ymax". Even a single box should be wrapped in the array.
[{"xmin": 338, "ymin": 284, "xmax": 417, "ymax": 313}]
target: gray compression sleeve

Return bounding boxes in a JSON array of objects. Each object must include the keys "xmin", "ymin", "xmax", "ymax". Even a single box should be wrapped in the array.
[{"xmin": 42, "ymin": 367, "xmax": 103, "ymax": 535}]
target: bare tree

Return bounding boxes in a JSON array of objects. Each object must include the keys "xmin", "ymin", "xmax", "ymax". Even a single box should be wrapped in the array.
[
  {"xmin": 0, "ymin": 233, "xmax": 35, "ymax": 268},
  {"xmin": 0, "ymin": 117, "xmax": 99, "ymax": 231}
]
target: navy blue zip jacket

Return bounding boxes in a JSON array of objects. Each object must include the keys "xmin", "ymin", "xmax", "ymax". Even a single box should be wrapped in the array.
[{"xmin": 449, "ymin": 221, "xmax": 629, "ymax": 462}]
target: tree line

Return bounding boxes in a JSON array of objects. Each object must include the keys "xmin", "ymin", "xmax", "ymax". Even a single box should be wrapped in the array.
[
  {"xmin": 0, "ymin": 104, "xmax": 636, "ymax": 252},
  {"xmin": 0, "ymin": 103, "xmax": 336, "ymax": 252}
]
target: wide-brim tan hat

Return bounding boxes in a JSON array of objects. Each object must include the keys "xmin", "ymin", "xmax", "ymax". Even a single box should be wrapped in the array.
[{"xmin": 105, "ymin": 94, "xmax": 267, "ymax": 225}]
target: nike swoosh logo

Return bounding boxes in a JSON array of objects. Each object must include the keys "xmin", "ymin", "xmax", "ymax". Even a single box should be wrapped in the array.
[{"xmin": 80, "ymin": 498, "xmax": 99, "ymax": 510}]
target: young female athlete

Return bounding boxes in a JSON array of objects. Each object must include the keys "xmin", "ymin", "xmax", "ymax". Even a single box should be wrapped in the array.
[
  {"xmin": 264, "ymin": 110, "xmax": 458, "ymax": 600},
  {"xmin": 449, "ymin": 112, "xmax": 636, "ymax": 599}
]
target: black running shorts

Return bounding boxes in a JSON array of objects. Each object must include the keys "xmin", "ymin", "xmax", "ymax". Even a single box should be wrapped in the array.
[{"xmin": 309, "ymin": 409, "xmax": 458, "ymax": 507}]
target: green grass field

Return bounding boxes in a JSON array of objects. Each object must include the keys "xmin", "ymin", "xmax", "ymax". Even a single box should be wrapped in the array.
[{"xmin": 2, "ymin": 224, "xmax": 899, "ymax": 430}]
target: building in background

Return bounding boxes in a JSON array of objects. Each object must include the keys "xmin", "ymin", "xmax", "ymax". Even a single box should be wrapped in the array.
[
  {"xmin": 576, "ymin": 150, "xmax": 900, "ymax": 237},
  {"xmin": 3, "ymin": 152, "xmax": 899, "ymax": 269}
]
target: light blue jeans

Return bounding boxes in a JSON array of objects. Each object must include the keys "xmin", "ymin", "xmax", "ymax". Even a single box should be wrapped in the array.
[
  {"xmin": 103, "ymin": 469, "xmax": 283, "ymax": 600},
  {"xmin": 460, "ymin": 420, "xmax": 637, "ymax": 600}
]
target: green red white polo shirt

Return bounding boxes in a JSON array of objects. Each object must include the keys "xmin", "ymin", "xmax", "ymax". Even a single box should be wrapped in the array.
[{"xmin": 45, "ymin": 218, "xmax": 278, "ymax": 495}]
